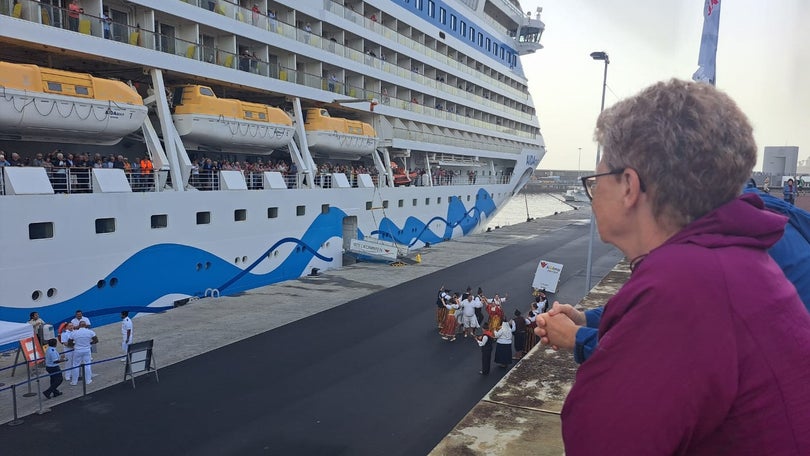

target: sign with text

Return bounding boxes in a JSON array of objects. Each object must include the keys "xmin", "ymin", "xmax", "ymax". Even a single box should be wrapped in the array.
[
  {"xmin": 532, "ymin": 260, "xmax": 564, "ymax": 293},
  {"xmin": 349, "ymin": 238, "xmax": 398, "ymax": 260}
]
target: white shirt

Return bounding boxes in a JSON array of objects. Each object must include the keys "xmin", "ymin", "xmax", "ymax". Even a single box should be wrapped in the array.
[
  {"xmin": 122, "ymin": 317, "xmax": 133, "ymax": 342},
  {"xmin": 71, "ymin": 316, "xmax": 91, "ymax": 328},
  {"xmin": 60, "ymin": 329, "xmax": 72, "ymax": 346},
  {"xmin": 460, "ymin": 298, "xmax": 480, "ymax": 317},
  {"xmin": 494, "ymin": 324, "xmax": 512, "ymax": 344},
  {"xmin": 70, "ymin": 327, "xmax": 96, "ymax": 350}
]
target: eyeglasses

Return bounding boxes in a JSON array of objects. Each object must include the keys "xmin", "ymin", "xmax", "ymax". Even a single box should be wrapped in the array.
[{"xmin": 580, "ymin": 168, "xmax": 646, "ymax": 200}]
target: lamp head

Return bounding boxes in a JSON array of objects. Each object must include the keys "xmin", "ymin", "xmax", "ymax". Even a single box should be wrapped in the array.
[{"xmin": 590, "ymin": 51, "xmax": 610, "ymax": 64}]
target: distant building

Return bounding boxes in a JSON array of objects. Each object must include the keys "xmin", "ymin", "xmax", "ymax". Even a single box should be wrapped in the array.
[{"xmin": 762, "ymin": 146, "xmax": 799, "ymax": 176}]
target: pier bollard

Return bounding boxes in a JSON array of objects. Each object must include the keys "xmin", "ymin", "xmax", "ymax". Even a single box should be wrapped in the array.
[
  {"xmin": 8, "ymin": 385, "xmax": 24, "ymax": 426},
  {"xmin": 415, "ymin": 254, "xmax": 422, "ymax": 263}
]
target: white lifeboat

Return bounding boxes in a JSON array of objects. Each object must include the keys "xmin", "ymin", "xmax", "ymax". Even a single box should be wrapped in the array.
[
  {"xmin": 172, "ymin": 85, "xmax": 294, "ymax": 153},
  {"xmin": 304, "ymin": 108, "xmax": 377, "ymax": 157},
  {"xmin": 0, "ymin": 61, "xmax": 147, "ymax": 145}
]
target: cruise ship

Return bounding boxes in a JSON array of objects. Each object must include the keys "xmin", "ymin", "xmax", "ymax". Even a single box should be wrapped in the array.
[{"xmin": 0, "ymin": 0, "xmax": 545, "ymax": 326}]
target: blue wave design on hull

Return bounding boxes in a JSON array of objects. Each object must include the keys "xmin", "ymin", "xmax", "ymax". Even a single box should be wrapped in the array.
[{"xmin": 1, "ymin": 190, "xmax": 498, "ymax": 326}]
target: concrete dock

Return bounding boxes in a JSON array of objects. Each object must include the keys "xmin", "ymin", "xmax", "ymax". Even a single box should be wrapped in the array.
[{"xmin": 0, "ymin": 205, "xmax": 623, "ymax": 455}]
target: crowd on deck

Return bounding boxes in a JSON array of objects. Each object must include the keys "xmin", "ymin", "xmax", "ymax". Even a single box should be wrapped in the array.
[{"xmin": 434, "ymin": 285, "xmax": 549, "ymax": 375}]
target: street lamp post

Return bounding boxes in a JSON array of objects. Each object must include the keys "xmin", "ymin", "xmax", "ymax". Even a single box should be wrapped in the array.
[
  {"xmin": 585, "ymin": 51, "xmax": 609, "ymax": 292},
  {"xmin": 577, "ymin": 147, "xmax": 582, "ymax": 177}
]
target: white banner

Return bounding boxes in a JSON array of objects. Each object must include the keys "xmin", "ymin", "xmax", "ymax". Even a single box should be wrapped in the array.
[{"xmin": 532, "ymin": 260, "xmax": 564, "ymax": 293}]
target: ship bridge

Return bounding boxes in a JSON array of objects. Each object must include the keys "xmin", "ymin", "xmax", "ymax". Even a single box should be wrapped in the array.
[{"xmin": 515, "ymin": 9, "xmax": 545, "ymax": 55}]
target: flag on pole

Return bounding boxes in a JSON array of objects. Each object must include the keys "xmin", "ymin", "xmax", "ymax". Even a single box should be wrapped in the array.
[{"xmin": 692, "ymin": 0, "xmax": 721, "ymax": 85}]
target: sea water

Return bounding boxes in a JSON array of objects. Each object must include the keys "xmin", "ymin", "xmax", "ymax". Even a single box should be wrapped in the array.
[{"xmin": 486, "ymin": 193, "xmax": 582, "ymax": 229}]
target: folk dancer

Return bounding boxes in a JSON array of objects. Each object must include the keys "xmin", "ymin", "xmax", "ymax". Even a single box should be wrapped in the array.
[
  {"xmin": 436, "ymin": 287, "xmax": 451, "ymax": 329},
  {"xmin": 511, "ymin": 310, "xmax": 528, "ymax": 360},
  {"xmin": 439, "ymin": 294, "xmax": 460, "ymax": 341},
  {"xmin": 484, "ymin": 294, "xmax": 505, "ymax": 334},
  {"xmin": 459, "ymin": 293, "xmax": 481, "ymax": 338},
  {"xmin": 493, "ymin": 320, "xmax": 512, "ymax": 367},
  {"xmin": 475, "ymin": 323, "xmax": 494, "ymax": 375}
]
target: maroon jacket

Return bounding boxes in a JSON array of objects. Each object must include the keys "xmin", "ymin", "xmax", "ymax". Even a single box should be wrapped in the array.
[{"xmin": 562, "ymin": 194, "xmax": 810, "ymax": 455}]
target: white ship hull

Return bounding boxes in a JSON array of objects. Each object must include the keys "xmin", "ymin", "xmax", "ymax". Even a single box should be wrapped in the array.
[{"xmin": 0, "ymin": 0, "xmax": 547, "ymax": 327}]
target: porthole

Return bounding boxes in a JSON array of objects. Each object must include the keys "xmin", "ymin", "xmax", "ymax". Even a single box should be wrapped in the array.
[
  {"xmin": 97, "ymin": 280, "xmax": 106, "ymax": 289},
  {"xmin": 110, "ymin": 278, "xmax": 119, "ymax": 287},
  {"xmin": 196, "ymin": 263, "xmax": 202, "ymax": 271},
  {"xmin": 32, "ymin": 290, "xmax": 42, "ymax": 301},
  {"xmin": 325, "ymin": 242, "xmax": 330, "ymax": 248},
  {"xmin": 274, "ymin": 251, "xmax": 279, "ymax": 257},
  {"xmin": 242, "ymin": 256, "xmax": 248, "ymax": 263},
  {"xmin": 205, "ymin": 261, "xmax": 211, "ymax": 269},
  {"xmin": 47, "ymin": 288, "xmax": 56, "ymax": 298},
  {"xmin": 235, "ymin": 257, "xmax": 240, "ymax": 264}
]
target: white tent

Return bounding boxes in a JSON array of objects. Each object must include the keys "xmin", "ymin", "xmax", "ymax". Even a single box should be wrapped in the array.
[{"xmin": 0, "ymin": 321, "xmax": 34, "ymax": 346}]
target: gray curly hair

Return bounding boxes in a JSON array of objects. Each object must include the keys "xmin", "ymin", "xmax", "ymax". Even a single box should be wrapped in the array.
[{"xmin": 595, "ymin": 79, "xmax": 757, "ymax": 229}]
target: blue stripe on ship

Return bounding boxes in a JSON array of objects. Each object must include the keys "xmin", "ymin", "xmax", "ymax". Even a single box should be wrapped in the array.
[{"xmin": 0, "ymin": 190, "xmax": 497, "ymax": 326}]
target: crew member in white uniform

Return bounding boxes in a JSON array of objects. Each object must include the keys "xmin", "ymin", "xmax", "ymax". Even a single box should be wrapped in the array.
[
  {"xmin": 70, "ymin": 310, "xmax": 91, "ymax": 328},
  {"xmin": 60, "ymin": 322, "xmax": 74, "ymax": 382},
  {"xmin": 121, "ymin": 311, "xmax": 133, "ymax": 360},
  {"xmin": 69, "ymin": 321, "xmax": 98, "ymax": 385}
]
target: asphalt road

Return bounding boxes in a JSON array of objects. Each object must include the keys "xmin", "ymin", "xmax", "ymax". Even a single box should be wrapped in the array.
[{"xmin": 0, "ymin": 222, "xmax": 620, "ymax": 456}]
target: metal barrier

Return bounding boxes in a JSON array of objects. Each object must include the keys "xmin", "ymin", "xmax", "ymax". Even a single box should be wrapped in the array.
[{"xmin": 0, "ymin": 348, "xmax": 128, "ymax": 426}]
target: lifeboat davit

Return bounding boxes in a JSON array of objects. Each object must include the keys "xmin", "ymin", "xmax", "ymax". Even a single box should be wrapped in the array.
[
  {"xmin": 304, "ymin": 108, "xmax": 377, "ymax": 157},
  {"xmin": 172, "ymin": 85, "xmax": 294, "ymax": 153},
  {"xmin": 0, "ymin": 61, "xmax": 147, "ymax": 145}
]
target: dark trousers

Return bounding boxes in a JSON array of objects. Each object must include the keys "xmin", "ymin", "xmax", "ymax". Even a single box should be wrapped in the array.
[
  {"xmin": 481, "ymin": 347, "xmax": 492, "ymax": 375},
  {"xmin": 44, "ymin": 366, "xmax": 63, "ymax": 395}
]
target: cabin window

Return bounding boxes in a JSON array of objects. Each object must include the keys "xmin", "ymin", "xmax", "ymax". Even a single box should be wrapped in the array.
[
  {"xmin": 383, "ymin": 200, "xmax": 389, "ymax": 208},
  {"xmin": 267, "ymin": 207, "xmax": 278, "ymax": 218},
  {"xmin": 427, "ymin": 0, "xmax": 434, "ymax": 17},
  {"xmin": 366, "ymin": 201, "xmax": 372, "ymax": 210},
  {"xmin": 259, "ymin": 113, "xmax": 267, "ymax": 120},
  {"xmin": 95, "ymin": 218, "xmax": 116, "ymax": 234},
  {"xmin": 425, "ymin": 198, "xmax": 430, "ymax": 205},
  {"xmin": 320, "ymin": 109, "xmax": 329, "ymax": 117},
  {"xmin": 450, "ymin": 15, "xmax": 456, "ymax": 31},
  {"xmin": 415, "ymin": 0, "xmax": 422, "ymax": 10},
  {"xmin": 75, "ymin": 86, "xmax": 90, "ymax": 96},
  {"xmin": 234, "ymin": 209, "xmax": 247, "ymax": 221},
  {"xmin": 296, "ymin": 205, "xmax": 306, "ymax": 216},
  {"xmin": 321, "ymin": 204, "xmax": 330, "ymax": 214},
  {"xmin": 460, "ymin": 22, "xmax": 466, "ymax": 36},
  {"xmin": 245, "ymin": 111, "xmax": 253, "ymax": 118},
  {"xmin": 199, "ymin": 87, "xmax": 214, "ymax": 96},
  {"xmin": 197, "ymin": 211, "xmax": 211, "ymax": 224},
  {"xmin": 29, "ymin": 222, "xmax": 54, "ymax": 240},
  {"xmin": 46, "ymin": 82, "xmax": 63, "ymax": 92},
  {"xmin": 437, "ymin": 197, "xmax": 442, "ymax": 204},
  {"xmin": 486, "ymin": 38, "xmax": 491, "ymax": 52},
  {"xmin": 478, "ymin": 33, "xmax": 483, "ymax": 47},
  {"xmin": 467, "ymin": 195, "xmax": 471, "ymax": 202},
  {"xmin": 439, "ymin": 7, "xmax": 446, "ymax": 24},
  {"xmin": 398, "ymin": 199, "xmax": 404, "ymax": 207},
  {"xmin": 151, "ymin": 214, "xmax": 168, "ymax": 229},
  {"xmin": 412, "ymin": 198, "xmax": 417, "ymax": 206}
]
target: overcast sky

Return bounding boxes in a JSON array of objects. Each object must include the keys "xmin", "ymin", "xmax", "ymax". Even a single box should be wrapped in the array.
[{"xmin": 520, "ymin": 0, "xmax": 810, "ymax": 172}]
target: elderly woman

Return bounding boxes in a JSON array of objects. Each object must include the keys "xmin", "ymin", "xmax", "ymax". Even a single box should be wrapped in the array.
[{"xmin": 547, "ymin": 80, "xmax": 810, "ymax": 454}]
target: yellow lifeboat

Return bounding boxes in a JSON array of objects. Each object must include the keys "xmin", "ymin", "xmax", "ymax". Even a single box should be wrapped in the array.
[
  {"xmin": 304, "ymin": 108, "xmax": 377, "ymax": 157},
  {"xmin": 172, "ymin": 85, "xmax": 294, "ymax": 153},
  {"xmin": 0, "ymin": 61, "xmax": 147, "ymax": 145}
]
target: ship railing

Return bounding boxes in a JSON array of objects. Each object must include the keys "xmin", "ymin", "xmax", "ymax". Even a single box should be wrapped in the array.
[{"xmin": 25, "ymin": 167, "xmax": 170, "ymax": 194}]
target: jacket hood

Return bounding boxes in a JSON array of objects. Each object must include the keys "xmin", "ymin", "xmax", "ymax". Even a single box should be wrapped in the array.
[{"xmin": 664, "ymin": 193, "xmax": 787, "ymax": 251}]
